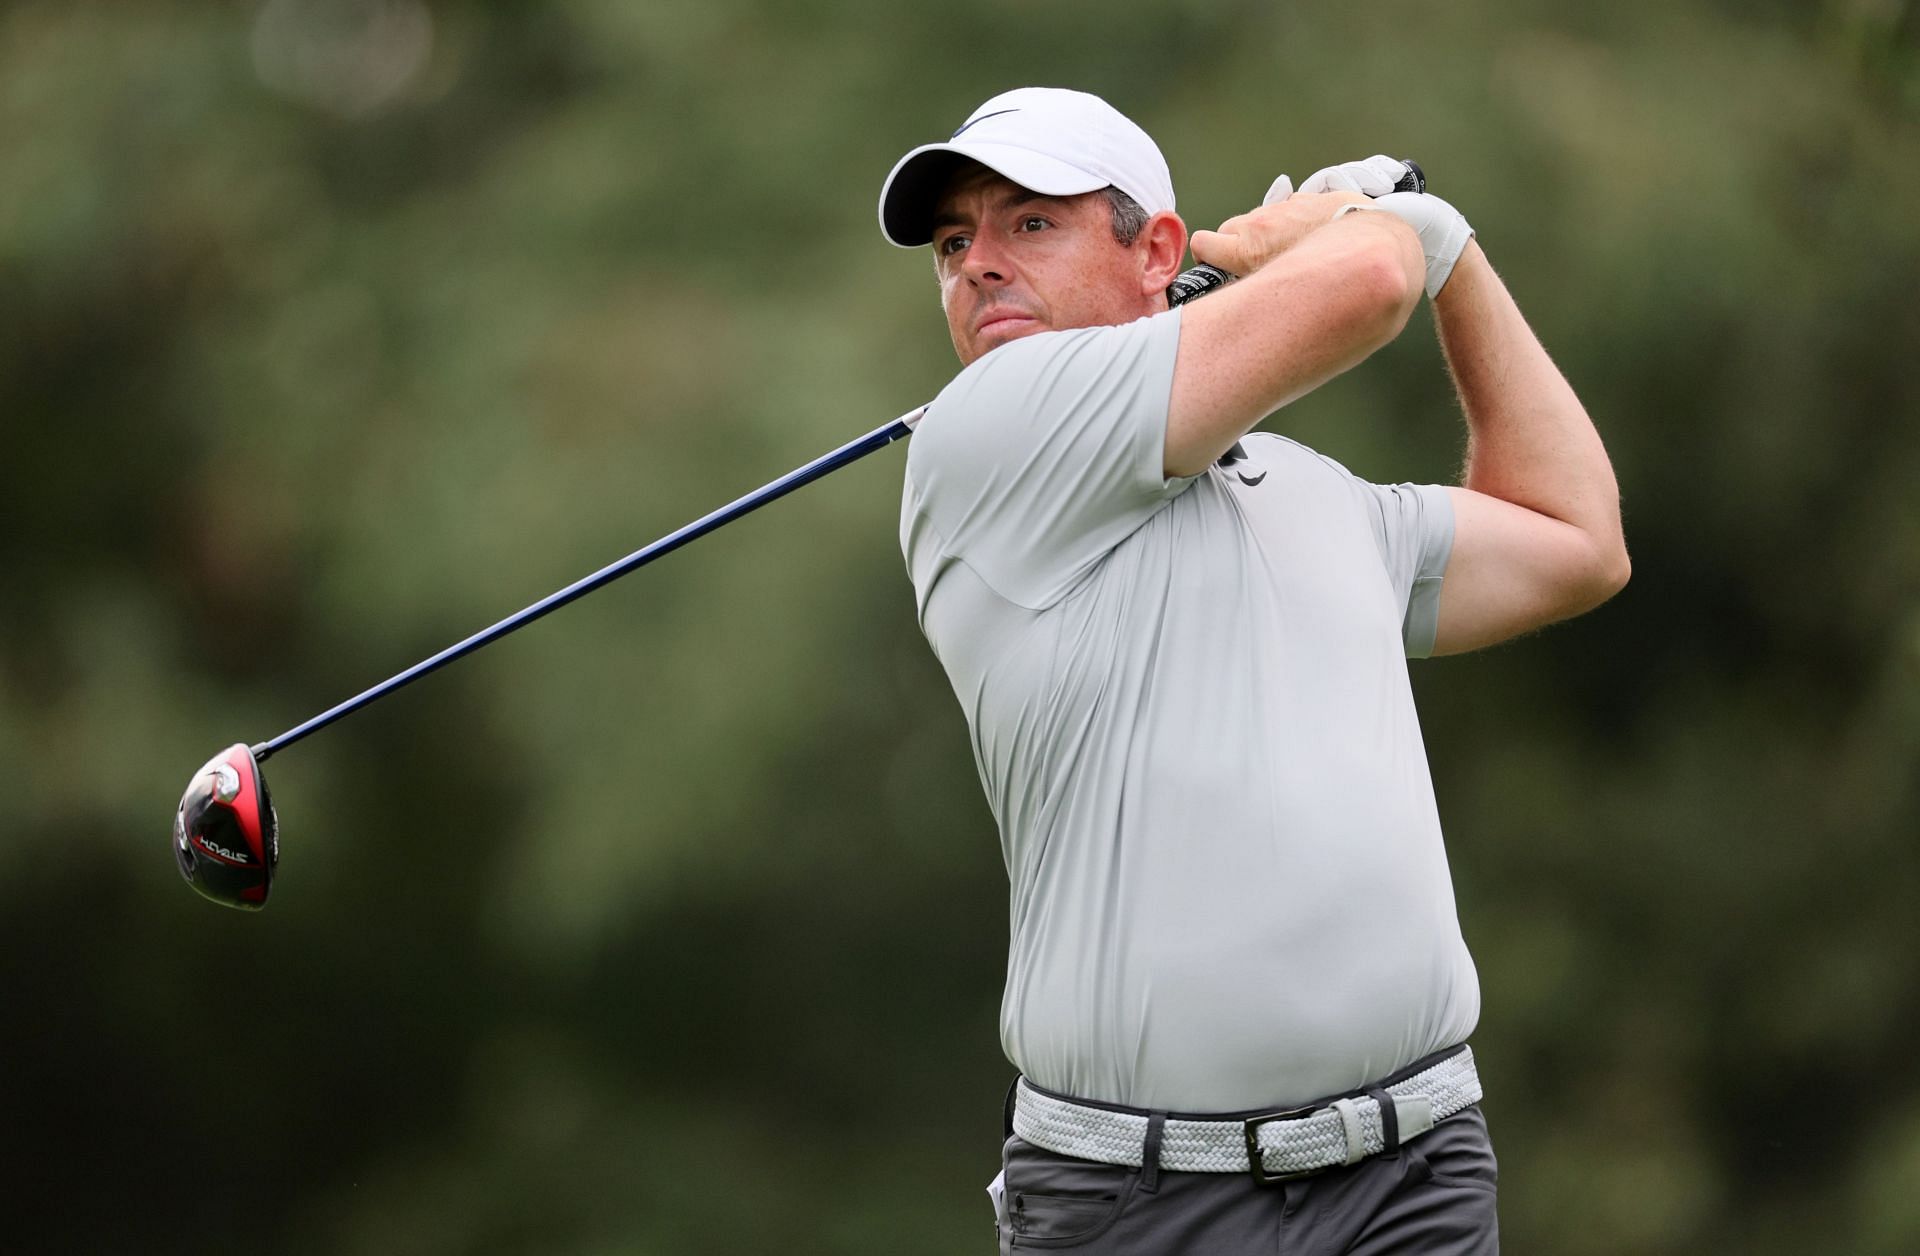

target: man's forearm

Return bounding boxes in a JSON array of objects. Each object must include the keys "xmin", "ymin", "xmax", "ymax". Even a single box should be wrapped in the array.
[
  {"xmin": 1434, "ymin": 242, "xmax": 1627, "ymax": 569},
  {"xmin": 1168, "ymin": 202, "xmax": 1425, "ymax": 477}
]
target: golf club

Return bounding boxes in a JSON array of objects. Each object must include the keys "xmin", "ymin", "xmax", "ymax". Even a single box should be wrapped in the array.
[{"xmin": 172, "ymin": 160, "xmax": 1427, "ymax": 910}]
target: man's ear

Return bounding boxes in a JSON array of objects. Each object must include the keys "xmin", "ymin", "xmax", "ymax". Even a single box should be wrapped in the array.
[{"xmin": 1138, "ymin": 211, "xmax": 1189, "ymax": 298}]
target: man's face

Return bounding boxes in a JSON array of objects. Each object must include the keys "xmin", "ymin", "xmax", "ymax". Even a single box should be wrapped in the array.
[{"xmin": 931, "ymin": 164, "xmax": 1157, "ymax": 366}]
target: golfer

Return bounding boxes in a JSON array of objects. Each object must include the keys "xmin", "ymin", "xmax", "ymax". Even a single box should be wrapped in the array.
[{"xmin": 880, "ymin": 88, "xmax": 1627, "ymax": 1253}]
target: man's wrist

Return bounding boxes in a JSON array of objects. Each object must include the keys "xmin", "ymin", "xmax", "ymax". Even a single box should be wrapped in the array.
[
  {"xmin": 1367, "ymin": 192, "xmax": 1474, "ymax": 299},
  {"xmin": 1429, "ymin": 239, "xmax": 1489, "ymax": 314}
]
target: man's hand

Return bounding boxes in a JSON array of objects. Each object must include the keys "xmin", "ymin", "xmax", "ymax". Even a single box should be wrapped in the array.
[
  {"xmin": 1188, "ymin": 191, "xmax": 1373, "ymax": 279},
  {"xmin": 1295, "ymin": 156, "xmax": 1471, "ymax": 297},
  {"xmin": 1362, "ymin": 193, "xmax": 1474, "ymax": 299},
  {"xmin": 1298, "ymin": 155, "xmax": 1417, "ymax": 198}
]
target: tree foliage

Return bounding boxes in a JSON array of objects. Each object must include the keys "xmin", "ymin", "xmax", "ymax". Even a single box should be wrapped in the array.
[{"xmin": 3, "ymin": 1, "xmax": 1916, "ymax": 1251}]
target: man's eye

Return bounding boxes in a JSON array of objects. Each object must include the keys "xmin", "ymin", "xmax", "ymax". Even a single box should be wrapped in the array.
[
  {"xmin": 939, "ymin": 234, "xmax": 970, "ymax": 256},
  {"xmin": 1019, "ymin": 215, "xmax": 1050, "ymax": 232}
]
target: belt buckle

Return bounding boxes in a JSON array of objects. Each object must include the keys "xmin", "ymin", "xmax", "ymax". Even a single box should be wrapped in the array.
[{"xmin": 1242, "ymin": 1103, "xmax": 1326, "ymax": 1186}]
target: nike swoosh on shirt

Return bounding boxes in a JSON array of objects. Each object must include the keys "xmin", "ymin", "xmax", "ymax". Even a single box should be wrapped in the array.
[
  {"xmin": 951, "ymin": 109, "xmax": 1020, "ymax": 139},
  {"xmin": 1217, "ymin": 441, "xmax": 1265, "ymax": 485}
]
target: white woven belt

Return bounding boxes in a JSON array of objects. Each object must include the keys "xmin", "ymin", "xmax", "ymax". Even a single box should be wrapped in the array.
[{"xmin": 1012, "ymin": 1046, "xmax": 1482, "ymax": 1183}]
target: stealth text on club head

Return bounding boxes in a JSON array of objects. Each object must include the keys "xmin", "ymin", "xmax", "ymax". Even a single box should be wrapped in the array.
[{"xmin": 174, "ymin": 743, "xmax": 278, "ymax": 910}]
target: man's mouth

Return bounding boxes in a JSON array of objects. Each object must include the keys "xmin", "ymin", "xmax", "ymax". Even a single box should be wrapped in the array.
[{"xmin": 976, "ymin": 310, "xmax": 1040, "ymax": 338}]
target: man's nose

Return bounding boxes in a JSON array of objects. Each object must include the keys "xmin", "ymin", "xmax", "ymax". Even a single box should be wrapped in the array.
[{"xmin": 961, "ymin": 232, "xmax": 1011, "ymax": 285}]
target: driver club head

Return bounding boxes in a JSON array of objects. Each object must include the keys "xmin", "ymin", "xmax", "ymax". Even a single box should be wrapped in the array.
[{"xmin": 173, "ymin": 743, "xmax": 279, "ymax": 910}]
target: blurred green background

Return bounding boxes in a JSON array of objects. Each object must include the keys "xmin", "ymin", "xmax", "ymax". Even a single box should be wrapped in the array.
[{"xmin": 3, "ymin": 1, "xmax": 1917, "ymax": 1252}]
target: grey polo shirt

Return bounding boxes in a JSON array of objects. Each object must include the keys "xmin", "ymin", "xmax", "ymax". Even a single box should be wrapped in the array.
[{"xmin": 900, "ymin": 307, "xmax": 1479, "ymax": 1113}]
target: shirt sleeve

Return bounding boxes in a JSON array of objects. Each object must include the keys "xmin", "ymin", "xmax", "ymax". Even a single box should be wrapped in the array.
[
  {"xmin": 905, "ymin": 309, "xmax": 1193, "ymax": 609},
  {"xmin": 1352, "ymin": 479, "xmax": 1455, "ymax": 658}
]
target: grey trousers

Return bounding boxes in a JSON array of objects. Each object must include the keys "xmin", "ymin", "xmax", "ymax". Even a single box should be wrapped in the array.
[{"xmin": 990, "ymin": 1105, "xmax": 1499, "ymax": 1254}]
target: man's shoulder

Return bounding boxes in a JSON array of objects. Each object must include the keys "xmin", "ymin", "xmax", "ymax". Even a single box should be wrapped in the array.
[{"xmin": 923, "ymin": 310, "xmax": 1181, "ymax": 431}]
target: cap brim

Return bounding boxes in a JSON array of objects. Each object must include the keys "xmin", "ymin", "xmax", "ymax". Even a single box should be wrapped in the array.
[{"xmin": 878, "ymin": 141, "xmax": 1111, "ymax": 247}]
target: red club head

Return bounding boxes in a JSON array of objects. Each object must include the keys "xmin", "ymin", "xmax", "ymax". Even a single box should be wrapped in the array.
[{"xmin": 173, "ymin": 744, "xmax": 279, "ymax": 910}]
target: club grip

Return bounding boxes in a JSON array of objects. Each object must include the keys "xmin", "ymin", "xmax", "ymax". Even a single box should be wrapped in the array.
[{"xmin": 1166, "ymin": 159, "xmax": 1426, "ymax": 307}]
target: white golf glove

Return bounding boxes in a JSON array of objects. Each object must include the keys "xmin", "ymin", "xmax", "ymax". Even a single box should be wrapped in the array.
[
  {"xmin": 1299, "ymin": 154, "xmax": 1414, "ymax": 198},
  {"xmin": 1301, "ymin": 154, "xmax": 1473, "ymax": 299},
  {"xmin": 1355, "ymin": 191, "xmax": 1473, "ymax": 298},
  {"xmin": 1261, "ymin": 173, "xmax": 1295, "ymax": 206},
  {"xmin": 1257, "ymin": 158, "xmax": 1472, "ymax": 297}
]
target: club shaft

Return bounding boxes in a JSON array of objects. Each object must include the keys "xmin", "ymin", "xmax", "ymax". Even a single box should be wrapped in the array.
[
  {"xmin": 253, "ymin": 410, "xmax": 923, "ymax": 761},
  {"xmin": 247, "ymin": 158, "xmax": 1432, "ymax": 764}
]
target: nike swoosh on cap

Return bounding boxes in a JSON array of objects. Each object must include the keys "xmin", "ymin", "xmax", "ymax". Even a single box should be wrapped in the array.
[{"xmin": 950, "ymin": 108, "xmax": 1020, "ymax": 139}]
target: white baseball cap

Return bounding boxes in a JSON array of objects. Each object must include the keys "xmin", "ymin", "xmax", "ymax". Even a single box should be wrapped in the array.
[{"xmin": 877, "ymin": 87, "xmax": 1176, "ymax": 247}]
